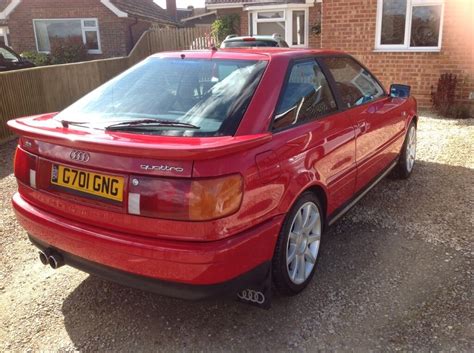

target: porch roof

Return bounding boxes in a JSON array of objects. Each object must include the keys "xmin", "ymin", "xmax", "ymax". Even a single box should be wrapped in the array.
[{"xmin": 206, "ymin": 0, "xmax": 306, "ymax": 5}]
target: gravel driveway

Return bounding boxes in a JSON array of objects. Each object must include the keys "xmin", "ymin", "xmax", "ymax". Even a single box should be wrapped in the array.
[{"xmin": 0, "ymin": 114, "xmax": 472, "ymax": 352}]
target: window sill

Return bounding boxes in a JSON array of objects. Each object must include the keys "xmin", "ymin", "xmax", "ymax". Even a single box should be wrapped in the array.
[{"xmin": 373, "ymin": 48, "xmax": 441, "ymax": 53}]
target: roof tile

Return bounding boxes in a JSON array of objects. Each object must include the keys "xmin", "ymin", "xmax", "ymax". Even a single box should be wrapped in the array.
[{"xmin": 110, "ymin": 0, "xmax": 177, "ymax": 25}]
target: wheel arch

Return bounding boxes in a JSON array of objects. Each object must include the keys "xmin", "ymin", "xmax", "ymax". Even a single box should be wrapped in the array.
[
  {"xmin": 303, "ymin": 184, "xmax": 328, "ymax": 222},
  {"xmin": 278, "ymin": 174, "xmax": 329, "ymax": 227}
]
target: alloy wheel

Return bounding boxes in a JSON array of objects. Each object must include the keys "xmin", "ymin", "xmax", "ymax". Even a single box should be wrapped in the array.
[
  {"xmin": 406, "ymin": 126, "xmax": 417, "ymax": 172},
  {"xmin": 286, "ymin": 202, "xmax": 322, "ymax": 285}
]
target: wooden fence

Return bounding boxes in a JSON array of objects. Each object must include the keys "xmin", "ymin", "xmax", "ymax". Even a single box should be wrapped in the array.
[{"xmin": 0, "ymin": 26, "xmax": 213, "ymax": 143}]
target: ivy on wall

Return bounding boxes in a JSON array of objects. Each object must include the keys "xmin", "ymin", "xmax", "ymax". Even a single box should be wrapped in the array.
[{"xmin": 211, "ymin": 14, "xmax": 240, "ymax": 46}]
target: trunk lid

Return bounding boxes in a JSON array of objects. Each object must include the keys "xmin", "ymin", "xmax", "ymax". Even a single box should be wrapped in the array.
[{"xmin": 8, "ymin": 114, "xmax": 271, "ymax": 240}]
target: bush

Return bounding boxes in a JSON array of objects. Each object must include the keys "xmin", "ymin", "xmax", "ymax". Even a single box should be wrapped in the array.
[
  {"xmin": 211, "ymin": 14, "xmax": 240, "ymax": 46},
  {"xmin": 20, "ymin": 51, "xmax": 52, "ymax": 66},
  {"xmin": 50, "ymin": 36, "xmax": 88, "ymax": 64},
  {"xmin": 446, "ymin": 103, "xmax": 472, "ymax": 119},
  {"xmin": 431, "ymin": 73, "xmax": 473, "ymax": 119}
]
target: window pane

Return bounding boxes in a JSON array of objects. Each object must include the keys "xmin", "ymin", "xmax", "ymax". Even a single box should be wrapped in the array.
[
  {"xmin": 257, "ymin": 11, "xmax": 283, "ymax": 19},
  {"xmin": 34, "ymin": 20, "xmax": 82, "ymax": 51},
  {"xmin": 274, "ymin": 60, "xmax": 337, "ymax": 130},
  {"xmin": 381, "ymin": 0, "xmax": 407, "ymax": 45},
  {"xmin": 257, "ymin": 22, "xmax": 285, "ymax": 37},
  {"xmin": 292, "ymin": 11, "xmax": 305, "ymax": 46},
  {"xmin": 54, "ymin": 58, "xmax": 268, "ymax": 137},
  {"xmin": 83, "ymin": 20, "xmax": 97, "ymax": 27},
  {"xmin": 85, "ymin": 31, "xmax": 99, "ymax": 50},
  {"xmin": 324, "ymin": 57, "xmax": 385, "ymax": 108},
  {"xmin": 410, "ymin": 5, "xmax": 441, "ymax": 47}
]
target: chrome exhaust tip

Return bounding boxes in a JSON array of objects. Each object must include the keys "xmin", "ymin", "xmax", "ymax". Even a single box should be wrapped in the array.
[
  {"xmin": 39, "ymin": 250, "xmax": 50, "ymax": 265},
  {"xmin": 48, "ymin": 253, "xmax": 65, "ymax": 269}
]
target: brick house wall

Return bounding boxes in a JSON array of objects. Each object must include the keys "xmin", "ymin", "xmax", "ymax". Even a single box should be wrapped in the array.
[
  {"xmin": 7, "ymin": 0, "xmax": 155, "ymax": 58},
  {"xmin": 308, "ymin": 3, "xmax": 321, "ymax": 49},
  {"xmin": 322, "ymin": 0, "xmax": 474, "ymax": 109},
  {"xmin": 215, "ymin": 8, "xmax": 247, "ymax": 36},
  {"xmin": 126, "ymin": 17, "xmax": 155, "ymax": 54}
]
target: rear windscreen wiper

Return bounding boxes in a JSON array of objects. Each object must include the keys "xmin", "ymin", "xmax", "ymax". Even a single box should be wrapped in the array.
[{"xmin": 105, "ymin": 119, "xmax": 200, "ymax": 131}]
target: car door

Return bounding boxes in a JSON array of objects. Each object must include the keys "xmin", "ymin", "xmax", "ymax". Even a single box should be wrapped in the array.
[
  {"xmin": 270, "ymin": 58, "xmax": 357, "ymax": 215},
  {"xmin": 321, "ymin": 56, "xmax": 406, "ymax": 192}
]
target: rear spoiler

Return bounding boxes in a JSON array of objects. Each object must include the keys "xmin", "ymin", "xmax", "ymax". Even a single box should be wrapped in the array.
[{"xmin": 8, "ymin": 115, "xmax": 272, "ymax": 161}]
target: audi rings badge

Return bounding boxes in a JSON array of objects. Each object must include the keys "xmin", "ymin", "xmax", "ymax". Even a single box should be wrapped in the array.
[
  {"xmin": 237, "ymin": 289, "xmax": 265, "ymax": 304},
  {"xmin": 70, "ymin": 150, "xmax": 90, "ymax": 162}
]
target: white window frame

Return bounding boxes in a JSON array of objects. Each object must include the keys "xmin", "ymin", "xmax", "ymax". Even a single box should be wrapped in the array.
[
  {"xmin": 375, "ymin": 0, "xmax": 444, "ymax": 52},
  {"xmin": 33, "ymin": 18, "xmax": 102, "ymax": 54},
  {"xmin": 247, "ymin": 5, "xmax": 310, "ymax": 48},
  {"xmin": 0, "ymin": 26, "xmax": 9, "ymax": 46}
]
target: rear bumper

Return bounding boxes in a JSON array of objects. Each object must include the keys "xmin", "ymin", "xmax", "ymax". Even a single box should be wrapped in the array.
[
  {"xmin": 29, "ymin": 235, "xmax": 271, "ymax": 300},
  {"xmin": 12, "ymin": 192, "xmax": 283, "ymax": 298}
]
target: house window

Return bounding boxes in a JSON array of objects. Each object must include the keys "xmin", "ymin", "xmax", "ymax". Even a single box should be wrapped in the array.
[
  {"xmin": 255, "ymin": 11, "xmax": 286, "ymax": 39},
  {"xmin": 33, "ymin": 19, "xmax": 101, "ymax": 54},
  {"xmin": 249, "ymin": 7, "xmax": 309, "ymax": 47},
  {"xmin": 0, "ymin": 27, "xmax": 8, "ymax": 46},
  {"xmin": 376, "ymin": 0, "xmax": 444, "ymax": 51}
]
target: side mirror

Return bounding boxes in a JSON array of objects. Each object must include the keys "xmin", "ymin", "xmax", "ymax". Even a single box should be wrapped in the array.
[{"xmin": 390, "ymin": 84, "xmax": 411, "ymax": 98}]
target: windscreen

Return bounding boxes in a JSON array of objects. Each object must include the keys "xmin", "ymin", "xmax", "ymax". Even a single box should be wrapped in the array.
[
  {"xmin": 54, "ymin": 57, "xmax": 267, "ymax": 136},
  {"xmin": 223, "ymin": 40, "xmax": 279, "ymax": 48}
]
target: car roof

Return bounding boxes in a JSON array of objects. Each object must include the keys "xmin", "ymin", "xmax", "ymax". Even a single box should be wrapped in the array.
[
  {"xmin": 151, "ymin": 48, "xmax": 346, "ymax": 61},
  {"xmin": 223, "ymin": 35, "xmax": 281, "ymax": 42}
]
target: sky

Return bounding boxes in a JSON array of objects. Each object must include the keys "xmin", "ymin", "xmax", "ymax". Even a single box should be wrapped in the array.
[{"xmin": 154, "ymin": 0, "xmax": 205, "ymax": 9}]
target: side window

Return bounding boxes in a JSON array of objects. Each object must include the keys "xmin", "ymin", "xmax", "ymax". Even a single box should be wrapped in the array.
[
  {"xmin": 0, "ymin": 47, "xmax": 19, "ymax": 62},
  {"xmin": 323, "ymin": 57, "xmax": 385, "ymax": 108},
  {"xmin": 273, "ymin": 59, "xmax": 337, "ymax": 130}
]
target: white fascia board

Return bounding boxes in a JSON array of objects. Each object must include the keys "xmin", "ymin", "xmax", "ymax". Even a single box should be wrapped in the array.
[
  {"xmin": 206, "ymin": 3, "xmax": 244, "ymax": 10},
  {"xmin": 244, "ymin": 3, "xmax": 313, "ymax": 11},
  {"xmin": 0, "ymin": 0, "xmax": 21, "ymax": 20},
  {"xmin": 181, "ymin": 11, "xmax": 217, "ymax": 22},
  {"xmin": 101, "ymin": 0, "xmax": 128, "ymax": 18}
]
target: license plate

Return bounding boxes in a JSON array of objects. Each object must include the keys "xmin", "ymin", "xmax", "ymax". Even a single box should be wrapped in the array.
[{"xmin": 51, "ymin": 165, "xmax": 124, "ymax": 202}]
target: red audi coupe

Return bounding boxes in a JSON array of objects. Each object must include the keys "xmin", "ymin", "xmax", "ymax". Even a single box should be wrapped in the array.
[{"xmin": 8, "ymin": 48, "xmax": 417, "ymax": 307}]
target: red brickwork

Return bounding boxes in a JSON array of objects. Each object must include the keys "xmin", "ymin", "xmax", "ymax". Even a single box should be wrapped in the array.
[
  {"xmin": 308, "ymin": 3, "xmax": 321, "ymax": 49},
  {"xmin": 215, "ymin": 8, "xmax": 247, "ymax": 36},
  {"xmin": 321, "ymin": 0, "xmax": 474, "ymax": 109},
  {"xmin": 7, "ymin": 0, "xmax": 154, "ymax": 58}
]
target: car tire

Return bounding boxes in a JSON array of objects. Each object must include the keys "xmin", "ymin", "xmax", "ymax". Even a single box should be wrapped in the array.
[
  {"xmin": 392, "ymin": 121, "xmax": 417, "ymax": 179},
  {"xmin": 272, "ymin": 192, "xmax": 324, "ymax": 296}
]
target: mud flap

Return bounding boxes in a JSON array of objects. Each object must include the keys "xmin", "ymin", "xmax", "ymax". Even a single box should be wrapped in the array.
[{"xmin": 236, "ymin": 264, "xmax": 272, "ymax": 309}]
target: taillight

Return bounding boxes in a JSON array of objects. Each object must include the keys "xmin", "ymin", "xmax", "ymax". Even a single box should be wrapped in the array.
[
  {"xmin": 128, "ymin": 174, "xmax": 243, "ymax": 221},
  {"xmin": 14, "ymin": 147, "xmax": 38, "ymax": 188}
]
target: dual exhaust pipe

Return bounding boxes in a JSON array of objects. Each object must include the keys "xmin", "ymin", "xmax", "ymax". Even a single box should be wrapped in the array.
[{"xmin": 39, "ymin": 249, "xmax": 65, "ymax": 269}]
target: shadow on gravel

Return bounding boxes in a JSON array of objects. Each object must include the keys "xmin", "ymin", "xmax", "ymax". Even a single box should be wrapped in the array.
[
  {"xmin": 60, "ymin": 160, "xmax": 473, "ymax": 351},
  {"xmin": 0, "ymin": 139, "xmax": 17, "ymax": 180}
]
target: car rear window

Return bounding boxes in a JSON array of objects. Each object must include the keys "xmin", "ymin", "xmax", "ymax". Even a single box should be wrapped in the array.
[
  {"xmin": 223, "ymin": 40, "xmax": 279, "ymax": 48},
  {"xmin": 54, "ymin": 57, "xmax": 267, "ymax": 137}
]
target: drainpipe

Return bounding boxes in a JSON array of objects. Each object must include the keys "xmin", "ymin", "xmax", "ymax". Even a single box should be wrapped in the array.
[{"xmin": 128, "ymin": 16, "xmax": 139, "ymax": 53}]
